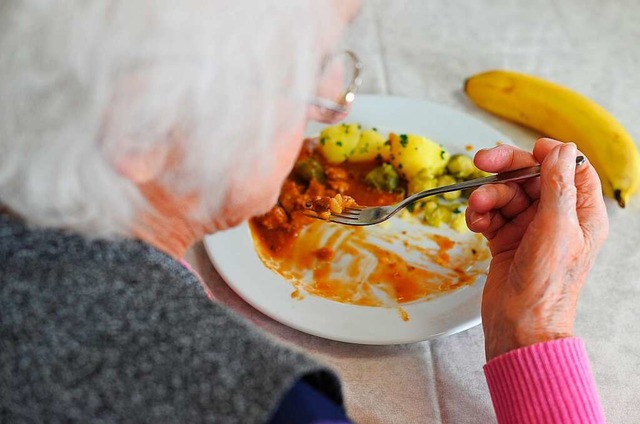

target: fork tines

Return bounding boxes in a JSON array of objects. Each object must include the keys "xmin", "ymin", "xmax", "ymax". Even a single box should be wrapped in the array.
[
  {"xmin": 334, "ymin": 206, "xmax": 363, "ymax": 216},
  {"xmin": 328, "ymin": 207, "xmax": 364, "ymax": 224}
]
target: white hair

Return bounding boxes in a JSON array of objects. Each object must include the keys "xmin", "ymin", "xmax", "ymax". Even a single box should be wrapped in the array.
[{"xmin": 0, "ymin": 0, "xmax": 336, "ymax": 237}]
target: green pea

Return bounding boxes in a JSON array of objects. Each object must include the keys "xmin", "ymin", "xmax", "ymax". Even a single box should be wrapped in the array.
[
  {"xmin": 364, "ymin": 164, "xmax": 400, "ymax": 192},
  {"xmin": 293, "ymin": 158, "xmax": 325, "ymax": 183}
]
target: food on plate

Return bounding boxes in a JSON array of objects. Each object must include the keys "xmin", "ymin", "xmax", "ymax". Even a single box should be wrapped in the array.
[
  {"xmin": 249, "ymin": 123, "xmax": 491, "ymax": 316},
  {"xmin": 464, "ymin": 69, "xmax": 640, "ymax": 207},
  {"xmin": 314, "ymin": 123, "xmax": 484, "ymax": 230},
  {"xmin": 316, "ymin": 123, "xmax": 486, "ymax": 229}
]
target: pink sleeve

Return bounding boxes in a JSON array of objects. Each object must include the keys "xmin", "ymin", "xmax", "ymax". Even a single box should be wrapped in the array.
[{"xmin": 484, "ymin": 337, "xmax": 606, "ymax": 423}]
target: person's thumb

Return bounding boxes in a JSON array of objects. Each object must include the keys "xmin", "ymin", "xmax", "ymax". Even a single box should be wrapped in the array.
[{"xmin": 538, "ymin": 143, "xmax": 579, "ymax": 223}]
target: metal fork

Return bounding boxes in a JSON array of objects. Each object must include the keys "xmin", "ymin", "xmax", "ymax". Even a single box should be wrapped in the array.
[{"xmin": 324, "ymin": 155, "xmax": 586, "ymax": 226}]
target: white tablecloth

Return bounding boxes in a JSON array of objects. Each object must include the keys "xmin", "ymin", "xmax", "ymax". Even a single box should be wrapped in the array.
[{"xmin": 187, "ymin": 1, "xmax": 640, "ymax": 422}]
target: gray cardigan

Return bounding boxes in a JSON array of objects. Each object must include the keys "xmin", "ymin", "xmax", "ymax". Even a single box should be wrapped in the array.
[{"xmin": 0, "ymin": 214, "xmax": 342, "ymax": 423}]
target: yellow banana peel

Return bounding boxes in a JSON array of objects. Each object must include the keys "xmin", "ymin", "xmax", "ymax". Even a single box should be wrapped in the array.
[{"xmin": 464, "ymin": 70, "xmax": 640, "ymax": 207}]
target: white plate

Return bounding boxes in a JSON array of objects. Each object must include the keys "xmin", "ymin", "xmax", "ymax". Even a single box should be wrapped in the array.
[{"xmin": 204, "ymin": 95, "xmax": 510, "ymax": 345}]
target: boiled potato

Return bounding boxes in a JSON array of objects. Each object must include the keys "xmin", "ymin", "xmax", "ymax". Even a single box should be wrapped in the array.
[
  {"xmin": 318, "ymin": 123, "xmax": 361, "ymax": 164},
  {"xmin": 389, "ymin": 133, "xmax": 450, "ymax": 180},
  {"xmin": 348, "ymin": 129, "xmax": 391, "ymax": 162},
  {"xmin": 436, "ymin": 174, "xmax": 461, "ymax": 200},
  {"xmin": 446, "ymin": 153, "xmax": 493, "ymax": 180},
  {"xmin": 470, "ymin": 165, "xmax": 492, "ymax": 179},
  {"xmin": 423, "ymin": 200, "xmax": 439, "ymax": 215},
  {"xmin": 408, "ymin": 168, "xmax": 437, "ymax": 195},
  {"xmin": 446, "ymin": 154, "xmax": 475, "ymax": 179},
  {"xmin": 424, "ymin": 204, "xmax": 452, "ymax": 227},
  {"xmin": 450, "ymin": 212, "xmax": 468, "ymax": 233}
]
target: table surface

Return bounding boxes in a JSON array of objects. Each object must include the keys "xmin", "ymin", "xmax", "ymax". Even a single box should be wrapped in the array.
[{"xmin": 186, "ymin": 1, "xmax": 640, "ymax": 422}]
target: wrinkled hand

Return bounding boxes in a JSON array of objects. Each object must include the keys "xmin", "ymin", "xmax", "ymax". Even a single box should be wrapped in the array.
[{"xmin": 466, "ymin": 139, "xmax": 608, "ymax": 361}]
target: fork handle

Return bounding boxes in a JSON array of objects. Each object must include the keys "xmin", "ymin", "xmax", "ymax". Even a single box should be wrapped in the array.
[{"xmin": 401, "ymin": 155, "xmax": 586, "ymax": 206}]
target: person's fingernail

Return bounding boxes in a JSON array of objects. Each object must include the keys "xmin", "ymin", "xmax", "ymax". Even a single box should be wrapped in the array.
[
  {"xmin": 479, "ymin": 145, "xmax": 500, "ymax": 153},
  {"xmin": 469, "ymin": 211, "xmax": 483, "ymax": 226}
]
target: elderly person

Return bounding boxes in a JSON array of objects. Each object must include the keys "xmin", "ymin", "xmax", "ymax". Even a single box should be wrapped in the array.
[{"xmin": 0, "ymin": 1, "xmax": 608, "ymax": 423}]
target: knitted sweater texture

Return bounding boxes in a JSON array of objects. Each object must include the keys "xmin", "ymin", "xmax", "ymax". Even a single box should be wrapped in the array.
[{"xmin": 0, "ymin": 214, "xmax": 342, "ymax": 423}]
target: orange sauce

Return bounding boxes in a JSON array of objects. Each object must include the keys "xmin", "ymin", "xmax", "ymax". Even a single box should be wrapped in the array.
[{"xmin": 250, "ymin": 139, "xmax": 491, "ymax": 320}]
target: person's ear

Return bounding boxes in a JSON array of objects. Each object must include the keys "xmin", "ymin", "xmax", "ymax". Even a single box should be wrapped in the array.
[{"xmin": 114, "ymin": 143, "xmax": 170, "ymax": 184}]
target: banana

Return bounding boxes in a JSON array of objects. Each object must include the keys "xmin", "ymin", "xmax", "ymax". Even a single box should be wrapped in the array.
[{"xmin": 464, "ymin": 70, "xmax": 640, "ymax": 207}]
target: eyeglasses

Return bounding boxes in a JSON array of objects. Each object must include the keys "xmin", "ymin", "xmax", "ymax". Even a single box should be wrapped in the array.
[{"xmin": 308, "ymin": 50, "xmax": 363, "ymax": 123}]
